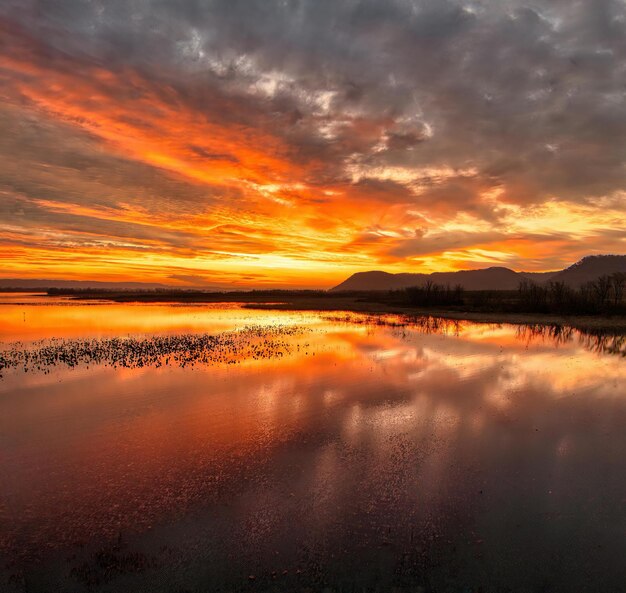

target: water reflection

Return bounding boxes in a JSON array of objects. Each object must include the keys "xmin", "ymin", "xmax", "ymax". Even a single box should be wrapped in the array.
[
  {"xmin": 1, "ymin": 307, "xmax": 624, "ymax": 382},
  {"xmin": 0, "ymin": 300, "xmax": 624, "ymax": 592},
  {"xmin": 0, "ymin": 294, "xmax": 309, "ymax": 342},
  {"xmin": 327, "ymin": 312, "xmax": 626, "ymax": 357},
  {"xmin": 516, "ymin": 322, "xmax": 626, "ymax": 357}
]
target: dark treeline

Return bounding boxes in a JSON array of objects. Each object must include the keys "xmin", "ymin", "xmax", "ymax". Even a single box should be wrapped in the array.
[
  {"xmin": 400, "ymin": 273, "xmax": 626, "ymax": 315},
  {"xmin": 404, "ymin": 282, "xmax": 464, "ymax": 307},
  {"xmin": 44, "ymin": 277, "xmax": 626, "ymax": 316},
  {"xmin": 47, "ymin": 288, "xmax": 327, "ymax": 296},
  {"xmin": 46, "ymin": 288, "xmax": 329, "ymax": 301},
  {"xmin": 517, "ymin": 273, "xmax": 626, "ymax": 314}
]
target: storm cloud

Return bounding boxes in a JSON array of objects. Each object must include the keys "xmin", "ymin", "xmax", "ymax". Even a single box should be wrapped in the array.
[{"xmin": 0, "ymin": 0, "xmax": 624, "ymax": 284}]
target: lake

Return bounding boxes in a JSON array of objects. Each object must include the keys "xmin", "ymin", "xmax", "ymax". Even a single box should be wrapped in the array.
[{"xmin": 1, "ymin": 295, "xmax": 624, "ymax": 592}]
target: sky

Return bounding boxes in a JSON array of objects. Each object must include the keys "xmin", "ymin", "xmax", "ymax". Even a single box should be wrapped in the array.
[{"xmin": 1, "ymin": 0, "xmax": 625, "ymax": 289}]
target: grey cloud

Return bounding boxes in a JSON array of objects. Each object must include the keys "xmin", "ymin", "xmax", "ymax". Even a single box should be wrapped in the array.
[{"xmin": 2, "ymin": 0, "xmax": 626, "ymax": 214}]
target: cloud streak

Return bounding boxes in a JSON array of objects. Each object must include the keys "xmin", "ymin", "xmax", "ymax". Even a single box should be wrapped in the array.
[{"xmin": 0, "ymin": 1, "xmax": 624, "ymax": 285}]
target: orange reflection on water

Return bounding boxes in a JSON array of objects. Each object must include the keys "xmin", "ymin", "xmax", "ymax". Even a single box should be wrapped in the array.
[
  {"xmin": 0, "ymin": 295, "xmax": 311, "ymax": 342},
  {"xmin": 0, "ymin": 300, "xmax": 625, "ymax": 591}
]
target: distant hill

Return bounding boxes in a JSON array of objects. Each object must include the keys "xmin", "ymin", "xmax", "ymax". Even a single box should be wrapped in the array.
[
  {"xmin": 548, "ymin": 255, "xmax": 626, "ymax": 287},
  {"xmin": 330, "ymin": 255, "xmax": 626, "ymax": 292},
  {"xmin": 331, "ymin": 267, "xmax": 523, "ymax": 292},
  {"xmin": 0, "ymin": 279, "xmax": 169, "ymax": 291},
  {"xmin": 519, "ymin": 271, "xmax": 558, "ymax": 283}
]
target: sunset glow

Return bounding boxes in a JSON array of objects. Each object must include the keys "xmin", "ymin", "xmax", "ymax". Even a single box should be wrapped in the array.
[{"xmin": 1, "ymin": 2, "xmax": 625, "ymax": 287}]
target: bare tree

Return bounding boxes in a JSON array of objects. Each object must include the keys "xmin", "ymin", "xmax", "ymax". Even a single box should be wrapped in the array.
[
  {"xmin": 611, "ymin": 272, "xmax": 625, "ymax": 306},
  {"xmin": 592, "ymin": 275, "xmax": 612, "ymax": 307}
]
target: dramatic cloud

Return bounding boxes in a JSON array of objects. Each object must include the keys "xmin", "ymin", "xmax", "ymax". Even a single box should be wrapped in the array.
[{"xmin": 0, "ymin": 0, "xmax": 624, "ymax": 285}]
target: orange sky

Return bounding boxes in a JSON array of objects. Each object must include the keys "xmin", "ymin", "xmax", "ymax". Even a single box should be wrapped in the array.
[{"xmin": 1, "ymin": 5, "xmax": 625, "ymax": 288}]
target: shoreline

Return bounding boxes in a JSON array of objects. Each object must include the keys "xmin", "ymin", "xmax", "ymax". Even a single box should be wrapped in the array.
[
  {"xmin": 36, "ymin": 291, "xmax": 626, "ymax": 333},
  {"xmin": 243, "ymin": 300, "xmax": 626, "ymax": 332}
]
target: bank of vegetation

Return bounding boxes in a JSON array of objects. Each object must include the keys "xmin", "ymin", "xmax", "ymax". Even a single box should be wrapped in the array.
[
  {"xmin": 401, "ymin": 273, "xmax": 626, "ymax": 316},
  {"xmin": 44, "ymin": 275, "xmax": 626, "ymax": 332}
]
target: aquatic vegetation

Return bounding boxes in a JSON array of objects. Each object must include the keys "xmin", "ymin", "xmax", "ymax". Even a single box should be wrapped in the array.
[{"xmin": 0, "ymin": 325, "xmax": 309, "ymax": 377}]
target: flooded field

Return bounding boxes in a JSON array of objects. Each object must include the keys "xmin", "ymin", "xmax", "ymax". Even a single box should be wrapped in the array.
[{"xmin": 1, "ymin": 295, "xmax": 625, "ymax": 592}]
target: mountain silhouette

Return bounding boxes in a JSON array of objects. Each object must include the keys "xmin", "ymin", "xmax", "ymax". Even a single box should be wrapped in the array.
[
  {"xmin": 331, "ymin": 255, "xmax": 626, "ymax": 292},
  {"xmin": 547, "ymin": 255, "xmax": 626, "ymax": 287}
]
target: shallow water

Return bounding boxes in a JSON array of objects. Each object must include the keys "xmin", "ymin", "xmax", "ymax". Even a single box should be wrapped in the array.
[{"xmin": 0, "ymin": 295, "xmax": 624, "ymax": 592}]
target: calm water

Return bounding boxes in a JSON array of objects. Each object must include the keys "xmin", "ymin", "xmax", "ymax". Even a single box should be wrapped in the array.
[{"xmin": 0, "ymin": 295, "xmax": 624, "ymax": 592}]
